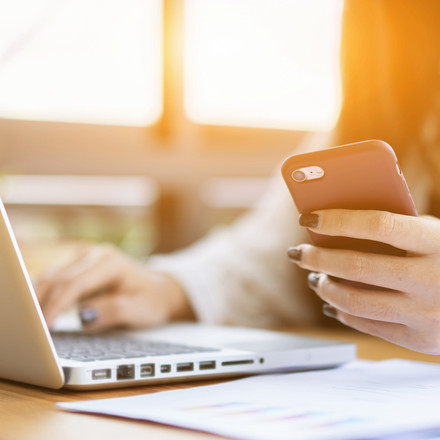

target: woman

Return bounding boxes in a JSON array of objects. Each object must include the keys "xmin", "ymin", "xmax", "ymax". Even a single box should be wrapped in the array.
[{"xmin": 36, "ymin": 0, "xmax": 440, "ymax": 354}]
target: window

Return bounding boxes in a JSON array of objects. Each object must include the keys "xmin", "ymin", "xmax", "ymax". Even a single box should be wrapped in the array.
[
  {"xmin": 0, "ymin": 0, "xmax": 343, "ymax": 131},
  {"xmin": 184, "ymin": 0, "xmax": 343, "ymax": 131},
  {"xmin": 0, "ymin": 0, "xmax": 345, "ymax": 249},
  {"xmin": 0, "ymin": 0, "xmax": 162, "ymax": 126}
]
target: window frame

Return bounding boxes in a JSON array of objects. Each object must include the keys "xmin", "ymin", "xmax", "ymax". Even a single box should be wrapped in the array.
[{"xmin": 0, "ymin": 0, "xmax": 329, "ymax": 249}]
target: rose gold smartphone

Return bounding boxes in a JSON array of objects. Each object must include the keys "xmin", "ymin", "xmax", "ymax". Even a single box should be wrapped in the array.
[{"xmin": 281, "ymin": 140, "xmax": 417, "ymax": 256}]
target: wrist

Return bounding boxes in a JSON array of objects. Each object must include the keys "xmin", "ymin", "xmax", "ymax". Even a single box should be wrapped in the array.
[{"xmin": 147, "ymin": 270, "xmax": 195, "ymax": 322}]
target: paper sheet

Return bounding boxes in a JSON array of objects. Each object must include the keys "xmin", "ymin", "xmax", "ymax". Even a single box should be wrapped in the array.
[{"xmin": 58, "ymin": 360, "xmax": 440, "ymax": 440}]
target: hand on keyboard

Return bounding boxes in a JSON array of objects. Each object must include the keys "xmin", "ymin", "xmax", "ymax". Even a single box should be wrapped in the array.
[{"xmin": 34, "ymin": 244, "xmax": 194, "ymax": 331}]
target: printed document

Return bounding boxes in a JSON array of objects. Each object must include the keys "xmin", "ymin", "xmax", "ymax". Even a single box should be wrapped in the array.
[{"xmin": 58, "ymin": 359, "xmax": 440, "ymax": 440}]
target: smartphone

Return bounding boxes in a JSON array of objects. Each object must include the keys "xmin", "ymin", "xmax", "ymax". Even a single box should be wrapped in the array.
[{"xmin": 281, "ymin": 140, "xmax": 417, "ymax": 256}]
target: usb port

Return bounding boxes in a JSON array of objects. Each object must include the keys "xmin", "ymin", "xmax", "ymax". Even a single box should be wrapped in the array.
[
  {"xmin": 92, "ymin": 369, "xmax": 111, "ymax": 380},
  {"xmin": 199, "ymin": 360, "xmax": 216, "ymax": 370},
  {"xmin": 160, "ymin": 364, "xmax": 171, "ymax": 373},
  {"xmin": 176, "ymin": 362, "xmax": 194, "ymax": 372},
  {"xmin": 117, "ymin": 364, "xmax": 135, "ymax": 380},
  {"xmin": 140, "ymin": 363, "xmax": 155, "ymax": 377}
]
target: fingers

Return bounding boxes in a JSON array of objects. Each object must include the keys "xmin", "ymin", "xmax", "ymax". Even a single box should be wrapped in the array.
[
  {"xmin": 36, "ymin": 245, "xmax": 123, "ymax": 327},
  {"xmin": 307, "ymin": 273, "xmax": 409, "ymax": 324},
  {"xmin": 302, "ymin": 210, "xmax": 440, "ymax": 255},
  {"xmin": 327, "ymin": 309, "xmax": 440, "ymax": 354},
  {"xmin": 78, "ymin": 291, "xmax": 169, "ymax": 331},
  {"xmin": 76, "ymin": 271, "xmax": 191, "ymax": 331},
  {"xmin": 308, "ymin": 273, "xmax": 440, "ymax": 354},
  {"xmin": 291, "ymin": 209, "xmax": 440, "ymax": 354},
  {"xmin": 35, "ymin": 244, "xmax": 92, "ymax": 305},
  {"xmin": 289, "ymin": 244, "xmax": 424, "ymax": 294},
  {"xmin": 324, "ymin": 309, "xmax": 415, "ymax": 351}
]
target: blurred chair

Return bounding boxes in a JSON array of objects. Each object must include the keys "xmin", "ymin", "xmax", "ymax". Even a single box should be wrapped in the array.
[{"xmin": 0, "ymin": 175, "xmax": 159, "ymax": 276}]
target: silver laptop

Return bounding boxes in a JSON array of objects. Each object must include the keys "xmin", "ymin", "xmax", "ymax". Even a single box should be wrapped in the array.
[{"xmin": 0, "ymin": 197, "xmax": 356, "ymax": 390}]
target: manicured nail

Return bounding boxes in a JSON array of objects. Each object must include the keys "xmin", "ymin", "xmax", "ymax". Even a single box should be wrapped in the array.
[
  {"xmin": 322, "ymin": 304, "xmax": 338, "ymax": 319},
  {"xmin": 299, "ymin": 213, "xmax": 319, "ymax": 228},
  {"xmin": 287, "ymin": 247, "xmax": 302, "ymax": 262},
  {"xmin": 307, "ymin": 272, "xmax": 320, "ymax": 290},
  {"xmin": 80, "ymin": 307, "xmax": 99, "ymax": 325}
]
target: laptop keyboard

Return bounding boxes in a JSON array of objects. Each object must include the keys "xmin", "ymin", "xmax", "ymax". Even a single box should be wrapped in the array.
[{"xmin": 52, "ymin": 332, "xmax": 220, "ymax": 362}]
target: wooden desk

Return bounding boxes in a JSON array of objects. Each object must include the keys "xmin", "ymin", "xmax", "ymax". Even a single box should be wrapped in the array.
[{"xmin": 1, "ymin": 328, "xmax": 439, "ymax": 440}]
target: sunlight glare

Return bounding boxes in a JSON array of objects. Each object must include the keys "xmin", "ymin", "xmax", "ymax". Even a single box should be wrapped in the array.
[
  {"xmin": 184, "ymin": 0, "xmax": 344, "ymax": 131},
  {"xmin": 0, "ymin": 0, "xmax": 162, "ymax": 126}
]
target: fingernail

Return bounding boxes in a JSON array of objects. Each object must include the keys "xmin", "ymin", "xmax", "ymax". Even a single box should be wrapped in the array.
[
  {"xmin": 287, "ymin": 247, "xmax": 302, "ymax": 262},
  {"xmin": 322, "ymin": 304, "xmax": 338, "ymax": 319},
  {"xmin": 80, "ymin": 307, "xmax": 99, "ymax": 325},
  {"xmin": 299, "ymin": 213, "xmax": 319, "ymax": 228},
  {"xmin": 307, "ymin": 272, "xmax": 320, "ymax": 290}
]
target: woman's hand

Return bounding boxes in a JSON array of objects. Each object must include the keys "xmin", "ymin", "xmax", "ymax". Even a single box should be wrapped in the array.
[
  {"xmin": 288, "ymin": 209, "xmax": 440, "ymax": 354},
  {"xmin": 34, "ymin": 244, "xmax": 194, "ymax": 331}
]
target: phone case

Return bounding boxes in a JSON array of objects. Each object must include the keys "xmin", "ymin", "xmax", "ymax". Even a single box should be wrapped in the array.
[{"xmin": 281, "ymin": 140, "xmax": 417, "ymax": 255}]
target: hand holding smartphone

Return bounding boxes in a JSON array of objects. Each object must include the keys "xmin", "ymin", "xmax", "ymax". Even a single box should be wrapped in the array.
[
  {"xmin": 281, "ymin": 140, "xmax": 417, "ymax": 256},
  {"xmin": 282, "ymin": 141, "xmax": 440, "ymax": 353}
]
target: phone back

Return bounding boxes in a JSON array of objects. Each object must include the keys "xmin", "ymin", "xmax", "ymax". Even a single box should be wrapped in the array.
[{"xmin": 281, "ymin": 140, "xmax": 417, "ymax": 254}]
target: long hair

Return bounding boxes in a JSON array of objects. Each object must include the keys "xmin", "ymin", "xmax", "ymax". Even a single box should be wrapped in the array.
[{"xmin": 333, "ymin": 0, "xmax": 440, "ymax": 172}]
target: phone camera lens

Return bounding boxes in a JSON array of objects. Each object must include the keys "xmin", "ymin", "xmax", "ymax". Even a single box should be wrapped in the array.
[{"xmin": 292, "ymin": 170, "xmax": 306, "ymax": 182}]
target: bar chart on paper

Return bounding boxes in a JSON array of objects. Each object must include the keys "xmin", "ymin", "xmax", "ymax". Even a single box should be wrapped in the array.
[{"xmin": 176, "ymin": 400, "xmax": 368, "ymax": 436}]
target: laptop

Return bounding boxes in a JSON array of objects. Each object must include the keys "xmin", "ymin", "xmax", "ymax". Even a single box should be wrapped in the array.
[{"xmin": 0, "ymin": 197, "xmax": 356, "ymax": 390}]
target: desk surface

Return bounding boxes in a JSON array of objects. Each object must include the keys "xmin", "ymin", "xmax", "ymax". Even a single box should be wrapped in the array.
[{"xmin": 1, "ymin": 327, "xmax": 439, "ymax": 440}]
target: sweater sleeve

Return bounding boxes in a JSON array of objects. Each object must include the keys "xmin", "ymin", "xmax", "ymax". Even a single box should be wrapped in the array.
[
  {"xmin": 147, "ymin": 134, "xmax": 330, "ymax": 328},
  {"xmin": 148, "ymin": 174, "xmax": 322, "ymax": 328}
]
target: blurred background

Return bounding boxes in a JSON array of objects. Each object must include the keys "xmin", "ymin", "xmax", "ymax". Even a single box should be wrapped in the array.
[{"xmin": 0, "ymin": 0, "xmax": 343, "ymax": 272}]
